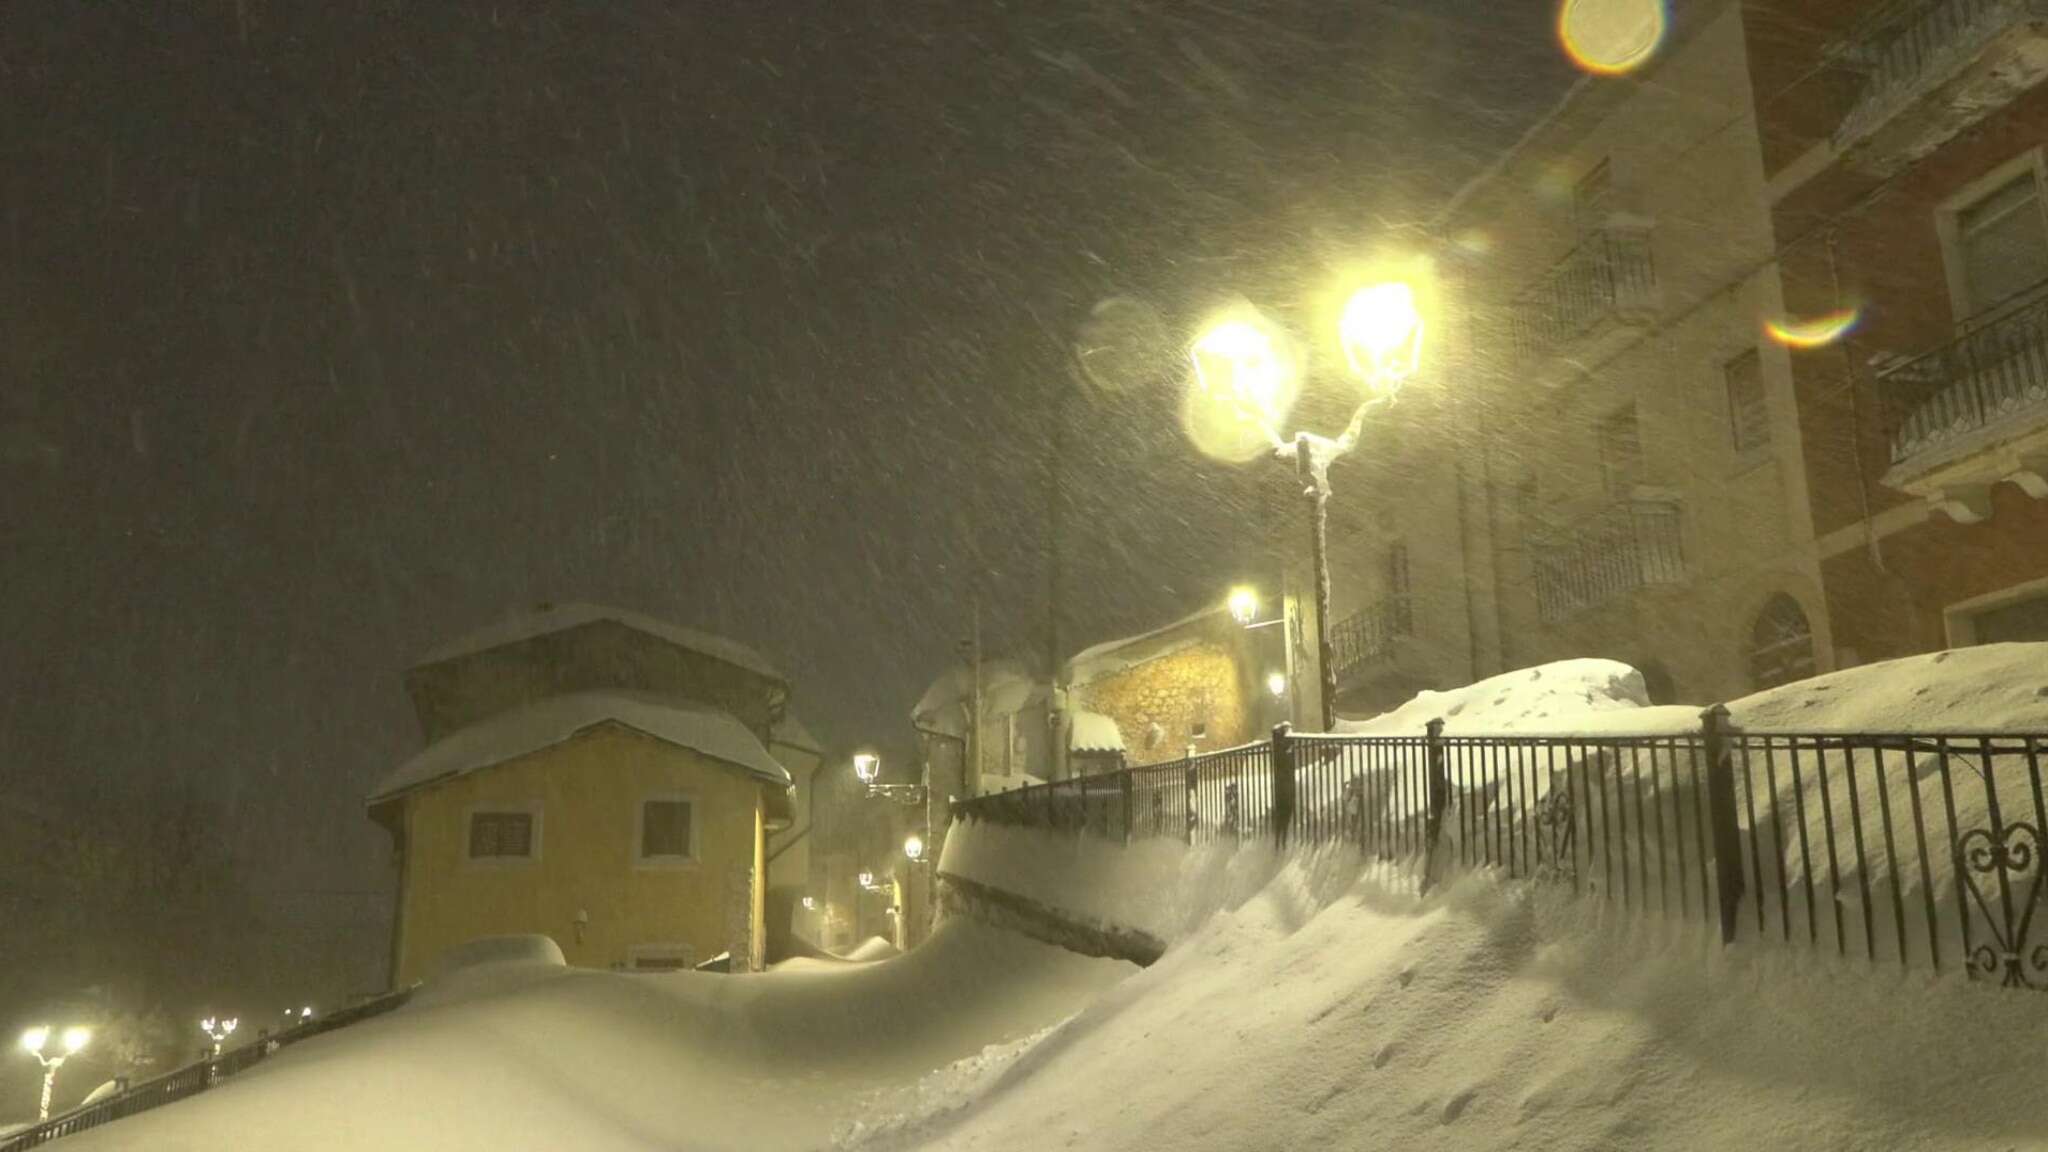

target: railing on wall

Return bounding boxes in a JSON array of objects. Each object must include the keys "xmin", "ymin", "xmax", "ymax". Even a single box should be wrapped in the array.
[
  {"xmin": 952, "ymin": 716, "xmax": 2048, "ymax": 993},
  {"xmin": 1531, "ymin": 497, "xmax": 1686, "ymax": 624},
  {"xmin": 1328, "ymin": 594, "xmax": 1413, "ymax": 683},
  {"xmin": 1881, "ymin": 277, "xmax": 2048, "ymax": 467},
  {"xmin": 1510, "ymin": 223, "xmax": 1656, "ymax": 364},
  {"xmin": 1831, "ymin": 0, "xmax": 2041, "ymax": 148},
  {"xmin": 0, "ymin": 986, "xmax": 417, "ymax": 1151}
]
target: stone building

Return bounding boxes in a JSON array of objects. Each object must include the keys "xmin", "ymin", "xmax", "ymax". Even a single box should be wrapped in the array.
[{"xmin": 1059, "ymin": 607, "xmax": 1280, "ymax": 769}]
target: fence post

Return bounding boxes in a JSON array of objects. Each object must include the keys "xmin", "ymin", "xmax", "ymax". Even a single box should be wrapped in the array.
[
  {"xmin": 1421, "ymin": 718, "xmax": 1449, "ymax": 891},
  {"xmin": 1184, "ymin": 759, "xmax": 1198, "ymax": 844},
  {"xmin": 1041, "ymin": 780, "xmax": 1056, "ymax": 831},
  {"xmin": 1119, "ymin": 768, "xmax": 1135, "ymax": 845},
  {"xmin": 1701, "ymin": 704, "xmax": 1746, "ymax": 944},
  {"xmin": 1270, "ymin": 723, "xmax": 1296, "ymax": 848}
]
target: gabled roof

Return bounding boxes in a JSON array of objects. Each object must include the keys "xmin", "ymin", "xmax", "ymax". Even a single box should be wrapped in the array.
[
  {"xmin": 769, "ymin": 713, "xmax": 824, "ymax": 756},
  {"xmin": 367, "ymin": 691, "xmax": 791, "ymax": 806},
  {"xmin": 912, "ymin": 658, "xmax": 1038, "ymax": 723},
  {"xmin": 412, "ymin": 602, "xmax": 783, "ymax": 685}
]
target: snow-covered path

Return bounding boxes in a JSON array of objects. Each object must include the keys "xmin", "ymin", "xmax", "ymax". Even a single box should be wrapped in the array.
[{"xmin": 850, "ymin": 853, "xmax": 2048, "ymax": 1151}]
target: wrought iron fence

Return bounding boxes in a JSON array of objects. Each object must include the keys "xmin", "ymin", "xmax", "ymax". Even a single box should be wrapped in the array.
[
  {"xmin": 1510, "ymin": 223, "xmax": 1656, "ymax": 363},
  {"xmin": 1881, "ymin": 277, "xmax": 2048, "ymax": 465},
  {"xmin": 951, "ymin": 716, "xmax": 2048, "ymax": 993},
  {"xmin": 0, "ymin": 986, "xmax": 417, "ymax": 1151},
  {"xmin": 1833, "ymin": 0, "xmax": 2028, "ymax": 144},
  {"xmin": 1531, "ymin": 497, "xmax": 1686, "ymax": 623},
  {"xmin": 1329, "ymin": 594, "xmax": 1413, "ymax": 683}
]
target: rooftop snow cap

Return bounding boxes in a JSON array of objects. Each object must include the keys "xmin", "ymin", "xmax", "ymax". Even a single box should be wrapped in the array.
[
  {"xmin": 368, "ymin": 690, "xmax": 792, "ymax": 805},
  {"xmin": 1067, "ymin": 709, "xmax": 1126, "ymax": 753},
  {"xmin": 1062, "ymin": 606, "xmax": 1224, "ymax": 688},
  {"xmin": 912, "ymin": 658, "xmax": 1045, "ymax": 726},
  {"xmin": 413, "ymin": 601, "xmax": 784, "ymax": 685}
]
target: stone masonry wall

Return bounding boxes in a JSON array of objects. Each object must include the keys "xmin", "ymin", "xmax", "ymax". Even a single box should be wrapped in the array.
[{"xmin": 1074, "ymin": 642, "xmax": 1250, "ymax": 767}]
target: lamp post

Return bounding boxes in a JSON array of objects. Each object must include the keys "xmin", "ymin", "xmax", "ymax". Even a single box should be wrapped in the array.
[
  {"xmin": 20, "ymin": 1025, "xmax": 90, "ymax": 1122},
  {"xmin": 199, "ymin": 1017, "xmax": 237, "ymax": 1060},
  {"xmin": 1188, "ymin": 279, "xmax": 1426, "ymax": 730}
]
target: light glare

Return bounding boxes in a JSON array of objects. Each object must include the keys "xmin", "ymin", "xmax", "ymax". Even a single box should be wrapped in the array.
[
  {"xmin": 1765, "ymin": 309, "xmax": 1860, "ymax": 349},
  {"xmin": 903, "ymin": 833, "xmax": 926, "ymax": 861},
  {"xmin": 1267, "ymin": 671, "xmax": 1288, "ymax": 698},
  {"xmin": 60, "ymin": 1027, "xmax": 90, "ymax": 1054},
  {"xmin": 1559, "ymin": 0, "xmax": 1666, "ymax": 76},
  {"xmin": 20, "ymin": 1027, "xmax": 48, "ymax": 1054},
  {"xmin": 1227, "ymin": 585, "xmax": 1259, "ymax": 626},
  {"xmin": 1338, "ymin": 281, "xmax": 1425, "ymax": 390}
]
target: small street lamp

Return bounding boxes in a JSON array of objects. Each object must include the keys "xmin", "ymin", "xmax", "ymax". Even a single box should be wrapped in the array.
[
  {"xmin": 903, "ymin": 833, "xmax": 926, "ymax": 862},
  {"xmin": 199, "ymin": 1017, "xmax": 238, "ymax": 1059},
  {"xmin": 851, "ymin": 752, "xmax": 927, "ymax": 806},
  {"xmin": 1227, "ymin": 585, "xmax": 1260, "ymax": 626},
  {"xmin": 1267, "ymin": 670, "xmax": 1288, "ymax": 699},
  {"xmin": 20, "ymin": 1025, "xmax": 90, "ymax": 1122},
  {"xmin": 1187, "ymin": 275, "xmax": 1428, "ymax": 730}
]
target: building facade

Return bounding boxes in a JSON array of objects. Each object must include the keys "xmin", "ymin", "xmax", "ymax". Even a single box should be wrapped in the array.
[
  {"xmin": 1747, "ymin": 0, "xmax": 2048, "ymax": 658},
  {"xmin": 369, "ymin": 604, "xmax": 795, "ymax": 983}
]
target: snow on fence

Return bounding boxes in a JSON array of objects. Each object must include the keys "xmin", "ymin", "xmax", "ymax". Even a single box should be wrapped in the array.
[
  {"xmin": 952, "ymin": 716, "xmax": 2048, "ymax": 994},
  {"xmin": 0, "ymin": 986, "xmax": 417, "ymax": 1152}
]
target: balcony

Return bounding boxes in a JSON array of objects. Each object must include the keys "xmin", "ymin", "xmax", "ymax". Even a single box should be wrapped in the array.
[
  {"xmin": 1880, "ymin": 281, "xmax": 2048, "ymax": 521},
  {"xmin": 1509, "ymin": 221, "xmax": 1658, "ymax": 375},
  {"xmin": 1328, "ymin": 594, "xmax": 1412, "ymax": 685},
  {"xmin": 1831, "ymin": 0, "xmax": 2048, "ymax": 173},
  {"xmin": 1531, "ymin": 496, "xmax": 1686, "ymax": 625}
]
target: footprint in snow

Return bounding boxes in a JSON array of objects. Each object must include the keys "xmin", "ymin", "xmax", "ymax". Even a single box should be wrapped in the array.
[
  {"xmin": 1442, "ymin": 1089, "xmax": 1478, "ymax": 1124},
  {"xmin": 1539, "ymin": 1003, "xmax": 1558, "ymax": 1023},
  {"xmin": 1396, "ymin": 964, "xmax": 1417, "ymax": 987},
  {"xmin": 1373, "ymin": 1043, "xmax": 1397, "ymax": 1069}
]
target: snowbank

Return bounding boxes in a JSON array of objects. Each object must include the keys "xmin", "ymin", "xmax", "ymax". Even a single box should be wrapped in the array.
[
  {"xmin": 854, "ymin": 855, "xmax": 2048, "ymax": 1151},
  {"xmin": 53, "ymin": 919, "xmax": 1130, "ymax": 1152}
]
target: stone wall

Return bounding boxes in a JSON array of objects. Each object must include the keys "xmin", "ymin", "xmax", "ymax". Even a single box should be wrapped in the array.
[{"xmin": 1073, "ymin": 641, "xmax": 1251, "ymax": 766}]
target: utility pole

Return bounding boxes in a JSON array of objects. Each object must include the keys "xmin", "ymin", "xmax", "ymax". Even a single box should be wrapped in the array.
[{"xmin": 970, "ymin": 596, "xmax": 985, "ymax": 780}]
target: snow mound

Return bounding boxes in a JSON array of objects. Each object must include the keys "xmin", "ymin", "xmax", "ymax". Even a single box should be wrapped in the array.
[
  {"xmin": 439, "ymin": 933, "xmax": 566, "ymax": 973},
  {"xmin": 1727, "ymin": 642, "xmax": 2048, "ymax": 732},
  {"xmin": 1336, "ymin": 658, "xmax": 1668, "ymax": 736},
  {"xmin": 1067, "ymin": 709, "xmax": 1125, "ymax": 753},
  {"xmin": 843, "ymin": 936, "xmax": 902, "ymax": 963}
]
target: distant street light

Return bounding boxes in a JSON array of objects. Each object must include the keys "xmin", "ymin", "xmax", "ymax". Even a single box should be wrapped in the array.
[
  {"xmin": 801, "ymin": 896, "xmax": 817, "ymax": 911},
  {"xmin": 903, "ymin": 833, "xmax": 926, "ymax": 862},
  {"xmin": 1227, "ymin": 585, "xmax": 1260, "ymax": 626},
  {"xmin": 20, "ymin": 1024, "xmax": 90, "ymax": 1122},
  {"xmin": 852, "ymin": 752, "xmax": 926, "ymax": 806},
  {"xmin": 1267, "ymin": 671, "xmax": 1288, "ymax": 699},
  {"xmin": 1186, "ymin": 275, "xmax": 1429, "ymax": 730},
  {"xmin": 852, "ymin": 753, "xmax": 880, "ymax": 785},
  {"xmin": 199, "ymin": 1017, "xmax": 238, "ymax": 1060}
]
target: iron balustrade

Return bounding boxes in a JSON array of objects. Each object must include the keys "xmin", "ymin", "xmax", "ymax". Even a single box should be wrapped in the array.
[
  {"xmin": 1881, "ymin": 278, "xmax": 2048, "ymax": 465},
  {"xmin": 1530, "ymin": 498, "xmax": 1686, "ymax": 624},
  {"xmin": 1832, "ymin": 0, "xmax": 2041, "ymax": 146},
  {"xmin": 1328, "ymin": 594, "xmax": 1413, "ymax": 684},
  {"xmin": 1510, "ymin": 224, "xmax": 1657, "ymax": 364},
  {"xmin": 950, "ymin": 719, "xmax": 2048, "ymax": 993},
  {"xmin": 0, "ymin": 986, "xmax": 417, "ymax": 1151}
]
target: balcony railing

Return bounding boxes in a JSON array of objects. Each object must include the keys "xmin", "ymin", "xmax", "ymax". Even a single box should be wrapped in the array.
[
  {"xmin": 1882, "ymin": 279, "xmax": 2048, "ymax": 465},
  {"xmin": 1510, "ymin": 223, "xmax": 1656, "ymax": 364},
  {"xmin": 1328, "ymin": 594, "xmax": 1412, "ymax": 684},
  {"xmin": 1832, "ymin": 0, "xmax": 2048, "ymax": 158},
  {"xmin": 1531, "ymin": 497, "xmax": 1686, "ymax": 624}
]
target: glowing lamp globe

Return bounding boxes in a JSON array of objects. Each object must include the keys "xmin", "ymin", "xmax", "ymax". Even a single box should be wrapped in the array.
[
  {"xmin": 1267, "ymin": 671, "xmax": 1288, "ymax": 699},
  {"xmin": 904, "ymin": 834, "xmax": 926, "ymax": 862},
  {"xmin": 852, "ymin": 753, "xmax": 880, "ymax": 784},
  {"xmin": 20, "ymin": 1027, "xmax": 49, "ymax": 1054},
  {"xmin": 858, "ymin": 870, "xmax": 875, "ymax": 889},
  {"xmin": 1227, "ymin": 585, "xmax": 1259, "ymax": 627},
  {"xmin": 1339, "ymin": 281, "xmax": 1425, "ymax": 393},
  {"xmin": 60, "ymin": 1027, "xmax": 90, "ymax": 1055}
]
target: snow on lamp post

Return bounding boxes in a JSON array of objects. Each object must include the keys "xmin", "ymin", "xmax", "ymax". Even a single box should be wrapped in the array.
[
  {"xmin": 199, "ymin": 1017, "xmax": 237, "ymax": 1059},
  {"xmin": 20, "ymin": 1025, "xmax": 90, "ymax": 1122},
  {"xmin": 1186, "ymin": 276, "xmax": 1427, "ymax": 731}
]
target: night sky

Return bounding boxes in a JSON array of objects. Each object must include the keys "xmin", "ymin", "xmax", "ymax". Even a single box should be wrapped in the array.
[{"xmin": 1, "ymin": 0, "xmax": 1566, "ymax": 1004}]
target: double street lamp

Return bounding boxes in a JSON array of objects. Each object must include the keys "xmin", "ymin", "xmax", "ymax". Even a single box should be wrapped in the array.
[
  {"xmin": 19, "ymin": 1025, "xmax": 91, "ymax": 1123},
  {"xmin": 1189, "ymin": 275, "xmax": 1429, "ymax": 729}
]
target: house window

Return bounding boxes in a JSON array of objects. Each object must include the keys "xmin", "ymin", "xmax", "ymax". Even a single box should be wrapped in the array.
[
  {"xmin": 468, "ymin": 811, "xmax": 535, "ymax": 860},
  {"xmin": 1748, "ymin": 594, "xmax": 1816, "ymax": 690},
  {"xmin": 1725, "ymin": 349, "xmax": 1769, "ymax": 453},
  {"xmin": 639, "ymin": 798, "xmax": 694, "ymax": 861},
  {"xmin": 1574, "ymin": 160, "xmax": 1613, "ymax": 234},
  {"xmin": 1598, "ymin": 404, "xmax": 1643, "ymax": 496},
  {"xmin": 1967, "ymin": 591, "xmax": 2048, "ymax": 644},
  {"xmin": 1951, "ymin": 162, "xmax": 2048, "ymax": 319},
  {"xmin": 1189, "ymin": 687, "xmax": 1211, "ymax": 741},
  {"xmin": 627, "ymin": 945, "xmax": 694, "ymax": 972}
]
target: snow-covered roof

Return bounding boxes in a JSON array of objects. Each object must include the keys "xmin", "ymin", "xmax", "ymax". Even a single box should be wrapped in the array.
[
  {"xmin": 913, "ymin": 658, "xmax": 1039, "ymax": 723},
  {"xmin": 413, "ymin": 602, "xmax": 783, "ymax": 684},
  {"xmin": 769, "ymin": 713, "xmax": 824, "ymax": 756},
  {"xmin": 1063, "ymin": 606, "xmax": 1223, "ymax": 687},
  {"xmin": 1067, "ymin": 710, "xmax": 1126, "ymax": 753},
  {"xmin": 368, "ymin": 691, "xmax": 792, "ymax": 805}
]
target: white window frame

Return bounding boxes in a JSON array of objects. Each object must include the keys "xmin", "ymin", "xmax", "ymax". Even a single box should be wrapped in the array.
[
  {"xmin": 1935, "ymin": 147, "xmax": 2048, "ymax": 324},
  {"xmin": 625, "ymin": 943, "xmax": 696, "ymax": 972},
  {"xmin": 463, "ymin": 803, "xmax": 542, "ymax": 869},
  {"xmin": 634, "ymin": 791, "xmax": 701, "ymax": 870},
  {"xmin": 1943, "ymin": 572, "xmax": 2048, "ymax": 646}
]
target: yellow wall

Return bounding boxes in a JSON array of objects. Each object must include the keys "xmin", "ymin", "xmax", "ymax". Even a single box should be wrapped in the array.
[
  {"xmin": 390, "ymin": 722, "xmax": 765, "ymax": 984},
  {"xmin": 1075, "ymin": 642, "xmax": 1251, "ymax": 766}
]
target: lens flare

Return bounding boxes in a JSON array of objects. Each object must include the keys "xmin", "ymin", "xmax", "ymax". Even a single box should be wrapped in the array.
[
  {"xmin": 1765, "ymin": 308, "xmax": 1861, "ymax": 350},
  {"xmin": 1559, "ymin": 0, "xmax": 1666, "ymax": 76}
]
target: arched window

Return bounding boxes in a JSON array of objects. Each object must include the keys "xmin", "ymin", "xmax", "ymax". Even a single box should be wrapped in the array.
[{"xmin": 1749, "ymin": 594, "xmax": 1816, "ymax": 690}]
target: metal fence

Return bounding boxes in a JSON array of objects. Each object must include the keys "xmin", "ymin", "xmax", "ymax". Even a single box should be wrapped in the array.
[
  {"xmin": 0, "ymin": 986, "xmax": 417, "ymax": 1151},
  {"xmin": 952, "ymin": 714, "xmax": 2048, "ymax": 993},
  {"xmin": 1510, "ymin": 223, "xmax": 1657, "ymax": 363},
  {"xmin": 1882, "ymin": 277, "xmax": 2048, "ymax": 465}
]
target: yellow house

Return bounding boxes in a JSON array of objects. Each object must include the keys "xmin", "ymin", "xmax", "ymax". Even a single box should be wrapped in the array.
[{"xmin": 368, "ymin": 604, "xmax": 795, "ymax": 985}]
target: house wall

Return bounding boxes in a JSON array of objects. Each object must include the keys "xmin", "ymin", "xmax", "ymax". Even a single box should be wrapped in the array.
[
  {"xmin": 390, "ymin": 723, "xmax": 765, "ymax": 984},
  {"xmin": 405, "ymin": 621, "xmax": 780, "ymax": 744},
  {"xmin": 1759, "ymin": 6, "xmax": 2048, "ymax": 665},
  {"xmin": 1071, "ymin": 641, "xmax": 1253, "ymax": 765}
]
